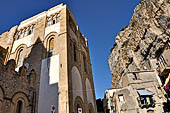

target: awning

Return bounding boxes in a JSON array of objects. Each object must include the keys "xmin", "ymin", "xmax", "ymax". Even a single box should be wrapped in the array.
[{"xmin": 137, "ymin": 89, "xmax": 154, "ymax": 96}]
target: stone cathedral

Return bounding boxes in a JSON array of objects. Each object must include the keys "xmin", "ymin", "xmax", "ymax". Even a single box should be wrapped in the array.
[{"xmin": 0, "ymin": 4, "xmax": 97, "ymax": 113}]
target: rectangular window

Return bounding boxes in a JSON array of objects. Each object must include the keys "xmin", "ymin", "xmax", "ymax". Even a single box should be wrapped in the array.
[
  {"xmin": 160, "ymin": 55, "xmax": 167, "ymax": 67},
  {"xmin": 118, "ymin": 95, "xmax": 124, "ymax": 102},
  {"xmin": 52, "ymin": 19, "xmax": 56, "ymax": 25}
]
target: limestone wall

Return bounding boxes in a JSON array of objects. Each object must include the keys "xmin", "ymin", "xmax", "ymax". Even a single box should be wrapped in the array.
[{"xmin": 109, "ymin": 0, "xmax": 170, "ymax": 88}]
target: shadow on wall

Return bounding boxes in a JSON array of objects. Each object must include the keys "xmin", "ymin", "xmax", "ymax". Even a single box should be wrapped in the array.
[{"xmin": 17, "ymin": 37, "xmax": 59, "ymax": 113}]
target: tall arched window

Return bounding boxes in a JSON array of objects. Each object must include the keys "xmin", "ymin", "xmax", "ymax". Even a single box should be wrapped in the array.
[
  {"xmin": 48, "ymin": 38, "xmax": 54, "ymax": 57},
  {"xmin": 73, "ymin": 44, "xmax": 77, "ymax": 62},
  {"xmin": 83, "ymin": 55, "xmax": 87, "ymax": 72},
  {"xmin": 16, "ymin": 100, "xmax": 23, "ymax": 113},
  {"xmin": 17, "ymin": 49, "xmax": 23, "ymax": 67}
]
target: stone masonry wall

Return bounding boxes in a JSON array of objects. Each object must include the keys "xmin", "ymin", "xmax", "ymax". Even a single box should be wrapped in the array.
[{"xmin": 0, "ymin": 59, "xmax": 36, "ymax": 113}]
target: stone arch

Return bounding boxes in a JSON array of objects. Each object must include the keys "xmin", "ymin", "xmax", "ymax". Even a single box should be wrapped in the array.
[
  {"xmin": 88, "ymin": 103, "xmax": 94, "ymax": 113},
  {"xmin": 12, "ymin": 42, "xmax": 27, "ymax": 54},
  {"xmin": 44, "ymin": 32, "xmax": 58, "ymax": 45},
  {"xmin": 10, "ymin": 92, "xmax": 29, "ymax": 113},
  {"xmin": 74, "ymin": 96, "xmax": 84, "ymax": 113},
  {"xmin": 0, "ymin": 86, "xmax": 4, "ymax": 113},
  {"xmin": 14, "ymin": 44, "xmax": 27, "ymax": 62},
  {"xmin": 14, "ymin": 44, "xmax": 27, "ymax": 55},
  {"xmin": 44, "ymin": 32, "xmax": 59, "ymax": 57},
  {"xmin": 71, "ymin": 66, "xmax": 84, "ymax": 111},
  {"xmin": 85, "ymin": 78, "xmax": 95, "ymax": 111},
  {"xmin": 14, "ymin": 45, "xmax": 27, "ymax": 71}
]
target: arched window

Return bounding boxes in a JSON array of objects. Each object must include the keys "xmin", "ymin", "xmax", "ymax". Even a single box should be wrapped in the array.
[
  {"xmin": 17, "ymin": 49, "xmax": 23, "ymax": 67},
  {"xmin": 16, "ymin": 100, "xmax": 23, "ymax": 113},
  {"xmin": 28, "ymin": 29, "xmax": 32, "ymax": 35},
  {"xmin": 20, "ymin": 30, "xmax": 25, "ymax": 39},
  {"xmin": 73, "ymin": 44, "xmax": 77, "ymax": 62},
  {"xmin": 83, "ymin": 55, "xmax": 87, "ymax": 72},
  {"xmin": 52, "ymin": 16, "xmax": 56, "ymax": 25},
  {"xmin": 56, "ymin": 14, "xmax": 60, "ymax": 23},
  {"xmin": 48, "ymin": 38, "xmax": 54, "ymax": 57},
  {"xmin": 15, "ymin": 33, "xmax": 19, "ymax": 40}
]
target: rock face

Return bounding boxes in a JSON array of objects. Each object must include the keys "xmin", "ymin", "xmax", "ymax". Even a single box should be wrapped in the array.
[{"xmin": 108, "ymin": 0, "xmax": 170, "ymax": 88}]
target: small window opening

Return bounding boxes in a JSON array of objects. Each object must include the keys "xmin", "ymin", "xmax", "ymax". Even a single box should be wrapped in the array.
[
  {"xmin": 52, "ymin": 19, "xmax": 56, "ymax": 25},
  {"xmin": 56, "ymin": 15, "xmax": 60, "ymax": 23},
  {"xmin": 17, "ymin": 49, "xmax": 23, "ymax": 67},
  {"xmin": 73, "ymin": 44, "xmax": 77, "ymax": 62},
  {"xmin": 83, "ymin": 55, "xmax": 87, "ymax": 72},
  {"xmin": 118, "ymin": 94, "xmax": 124, "ymax": 102},
  {"xmin": 160, "ymin": 55, "xmax": 167, "ymax": 67},
  {"xmin": 16, "ymin": 100, "xmax": 23, "ymax": 113},
  {"xmin": 28, "ymin": 29, "xmax": 32, "ymax": 35}
]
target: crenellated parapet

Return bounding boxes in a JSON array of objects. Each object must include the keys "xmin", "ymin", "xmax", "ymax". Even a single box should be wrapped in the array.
[{"xmin": 0, "ymin": 59, "xmax": 36, "ymax": 113}]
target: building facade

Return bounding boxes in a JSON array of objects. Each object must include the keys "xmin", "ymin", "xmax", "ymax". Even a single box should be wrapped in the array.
[
  {"xmin": 0, "ymin": 4, "xmax": 97, "ymax": 113},
  {"xmin": 104, "ymin": 70, "xmax": 169, "ymax": 113},
  {"xmin": 104, "ymin": 43, "xmax": 170, "ymax": 113}
]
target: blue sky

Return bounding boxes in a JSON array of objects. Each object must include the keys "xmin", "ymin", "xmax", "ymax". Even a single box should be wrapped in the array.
[{"xmin": 0, "ymin": 0, "xmax": 141, "ymax": 98}]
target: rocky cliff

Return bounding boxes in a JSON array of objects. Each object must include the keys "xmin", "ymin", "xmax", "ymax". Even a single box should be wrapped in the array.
[{"xmin": 108, "ymin": 0, "xmax": 170, "ymax": 88}]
